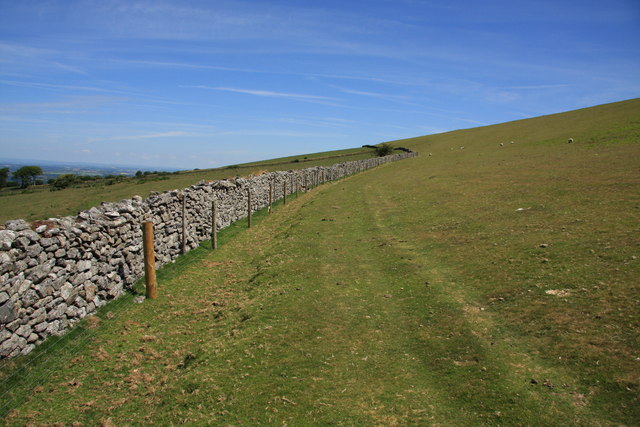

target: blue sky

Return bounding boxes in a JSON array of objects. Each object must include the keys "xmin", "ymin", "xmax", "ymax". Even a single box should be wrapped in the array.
[{"xmin": 1, "ymin": 0, "xmax": 639, "ymax": 170}]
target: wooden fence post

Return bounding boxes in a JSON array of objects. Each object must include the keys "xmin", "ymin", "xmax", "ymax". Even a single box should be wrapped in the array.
[
  {"xmin": 181, "ymin": 193, "xmax": 187, "ymax": 255},
  {"xmin": 269, "ymin": 181, "xmax": 273, "ymax": 214},
  {"xmin": 142, "ymin": 221, "xmax": 157, "ymax": 299},
  {"xmin": 247, "ymin": 187, "xmax": 252, "ymax": 228},
  {"xmin": 283, "ymin": 181, "xmax": 287, "ymax": 205},
  {"xmin": 211, "ymin": 200, "xmax": 217, "ymax": 250}
]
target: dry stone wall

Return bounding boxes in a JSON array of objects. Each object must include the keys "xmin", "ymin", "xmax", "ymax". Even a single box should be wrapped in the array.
[{"xmin": 0, "ymin": 152, "xmax": 416, "ymax": 358}]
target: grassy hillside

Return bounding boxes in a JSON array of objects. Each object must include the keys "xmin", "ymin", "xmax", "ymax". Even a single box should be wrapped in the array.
[
  {"xmin": 1, "ymin": 99, "xmax": 639, "ymax": 424},
  {"xmin": 393, "ymin": 98, "xmax": 639, "ymax": 152},
  {"xmin": 0, "ymin": 146, "xmax": 377, "ymax": 224}
]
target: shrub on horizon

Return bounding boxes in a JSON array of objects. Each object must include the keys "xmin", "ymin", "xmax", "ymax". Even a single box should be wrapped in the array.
[{"xmin": 375, "ymin": 143, "xmax": 394, "ymax": 157}]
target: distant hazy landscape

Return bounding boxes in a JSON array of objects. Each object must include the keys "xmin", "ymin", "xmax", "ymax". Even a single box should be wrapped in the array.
[{"xmin": 0, "ymin": 158, "xmax": 180, "ymax": 183}]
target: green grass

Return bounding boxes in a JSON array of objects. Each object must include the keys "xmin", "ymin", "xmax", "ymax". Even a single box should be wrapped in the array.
[
  {"xmin": 1, "ymin": 98, "xmax": 638, "ymax": 424},
  {"xmin": 0, "ymin": 146, "xmax": 377, "ymax": 224}
]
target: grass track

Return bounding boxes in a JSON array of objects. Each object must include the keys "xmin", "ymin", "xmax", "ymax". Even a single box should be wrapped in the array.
[{"xmin": 1, "ymin": 99, "xmax": 639, "ymax": 424}]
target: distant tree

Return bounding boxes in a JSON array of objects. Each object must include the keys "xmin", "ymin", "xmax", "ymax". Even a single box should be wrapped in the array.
[
  {"xmin": 0, "ymin": 167, "xmax": 9, "ymax": 188},
  {"xmin": 375, "ymin": 143, "xmax": 394, "ymax": 157},
  {"xmin": 13, "ymin": 166, "xmax": 43, "ymax": 188},
  {"xmin": 50, "ymin": 174, "xmax": 80, "ymax": 191},
  {"xmin": 135, "ymin": 170, "xmax": 143, "ymax": 178}
]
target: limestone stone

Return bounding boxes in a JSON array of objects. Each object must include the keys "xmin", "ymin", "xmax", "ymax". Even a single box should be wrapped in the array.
[
  {"xmin": 21, "ymin": 289, "xmax": 39, "ymax": 307},
  {"xmin": 0, "ymin": 334, "xmax": 26, "ymax": 357},
  {"xmin": 45, "ymin": 296, "xmax": 63, "ymax": 310},
  {"xmin": 50, "ymin": 276, "xmax": 66, "ymax": 291},
  {"xmin": 0, "ymin": 230, "xmax": 16, "ymax": 250},
  {"xmin": 72, "ymin": 271, "xmax": 91, "ymax": 286},
  {"xmin": 18, "ymin": 229, "xmax": 40, "ymax": 242},
  {"xmin": 47, "ymin": 302, "xmax": 67, "ymax": 321},
  {"xmin": 25, "ymin": 244, "xmax": 43, "ymax": 257},
  {"xmin": 56, "ymin": 235, "xmax": 67, "ymax": 247},
  {"xmin": 33, "ymin": 321, "xmax": 48, "ymax": 333},
  {"xmin": 34, "ymin": 295, "xmax": 53, "ymax": 309},
  {"xmin": 77, "ymin": 306, "xmax": 87, "ymax": 318},
  {"xmin": 37, "ymin": 252, "xmax": 48, "ymax": 264},
  {"xmin": 20, "ymin": 344, "xmax": 35, "ymax": 355},
  {"xmin": 13, "ymin": 236, "xmax": 30, "ymax": 249},
  {"xmin": 40, "ymin": 237, "xmax": 58, "ymax": 248},
  {"xmin": 0, "ymin": 300, "xmax": 17, "ymax": 323},
  {"xmin": 45, "ymin": 320, "xmax": 60, "ymax": 335},
  {"xmin": 84, "ymin": 283, "xmax": 97, "ymax": 301},
  {"xmin": 67, "ymin": 247, "xmax": 80, "ymax": 259},
  {"xmin": 77, "ymin": 260, "xmax": 92, "ymax": 272},
  {"xmin": 65, "ymin": 305, "xmax": 80, "ymax": 318},
  {"xmin": 35, "ymin": 279, "xmax": 53, "ymax": 298},
  {"xmin": 16, "ymin": 324, "xmax": 31, "ymax": 337},
  {"xmin": 60, "ymin": 282, "xmax": 78, "ymax": 304},
  {"xmin": 5, "ymin": 219, "xmax": 29, "ymax": 232},
  {"xmin": 26, "ymin": 263, "xmax": 52, "ymax": 283},
  {"xmin": 5, "ymin": 319, "xmax": 20, "ymax": 332},
  {"xmin": 29, "ymin": 307, "xmax": 46, "ymax": 325},
  {"xmin": 0, "ymin": 252, "xmax": 11, "ymax": 274}
]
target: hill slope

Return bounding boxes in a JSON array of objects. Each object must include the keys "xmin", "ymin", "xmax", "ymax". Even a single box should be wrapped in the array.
[
  {"xmin": 0, "ymin": 146, "xmax": 378, "ymax": 224},
  {"xmin": 2, "ymin": 99, "xmax": 639, "ymax": 424},
  {"xmin": 394, "ymin": 98, "xmax": 640, "ymax": 152}
]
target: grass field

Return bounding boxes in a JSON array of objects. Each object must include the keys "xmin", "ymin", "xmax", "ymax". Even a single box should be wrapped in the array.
[
  {"xmin": 0, "ymin": 146, "xmax": 377, "ymax": 224},
  {"xmin": 1, "ymin": 98, "xmax": 638, "ymax": 425}
]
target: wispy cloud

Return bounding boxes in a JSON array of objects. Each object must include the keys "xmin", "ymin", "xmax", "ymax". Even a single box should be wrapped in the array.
[
  {"xmin": 329, "ymin": 84, "xmax": 423, "ymax": 107},
  {"xmin": 182, "ymin": 85, "xmax": 340, "ymax": 104},
  {"xmin": 273, "ymin": 117, "xmax": 355, "ymax": 129},
  {"xmin": 0, "ymin": 116, "xmax": 54, "ymax": 123},
  {"xmin": 306, "ymin": 72, "xmax": 424, "ymax": 87},
  {"xmin": 0, "ymin": 79, "xmax": 128, "ymax": 95},
  {"xmin": 0, "ymin": 95, "xmax": 125, "ymax": 115},
  {"xmin": 219, "ymin": 129, "xmax": 345, "ymax": 138},
  {"xmin": 504, "ymin": 84, "xmax": 572, "ymax": 90},
  {"xmin": 0, "ymin": 42, "xmax": 85, "ymax": 74},
  {"xmin": 88, "ymin": 131, "xmax": 193, "ymax": 142},
  {"xmin": 117, "ymin": 59, "xmax": 258, "ymax": 74},
  {"xmin": 118, "ymin": 59, "xmax": 420, "ymax": 88}
]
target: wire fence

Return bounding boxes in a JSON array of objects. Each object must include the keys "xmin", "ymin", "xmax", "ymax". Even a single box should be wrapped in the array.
[{"xmin": 0, "ymin": 151, "xmax": 418, "ymax": 418}]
